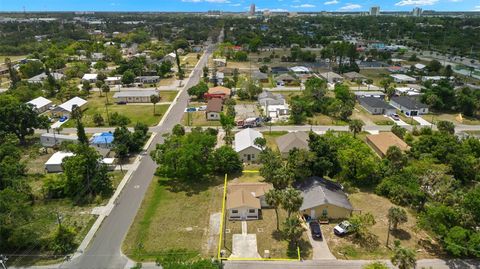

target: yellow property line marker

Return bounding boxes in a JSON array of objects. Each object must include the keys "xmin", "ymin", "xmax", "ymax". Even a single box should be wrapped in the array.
[
  {"xmin": 242, "ymin": 170, "xmax": 260, "ymax": 173},
  {"xmin": 217, "ymin": 173, "xmax": 301, "ymax": 262}
]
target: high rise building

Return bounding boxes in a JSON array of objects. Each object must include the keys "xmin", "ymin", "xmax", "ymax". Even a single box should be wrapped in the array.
[
  {"xmin": 412, "ymin": 7, "xmax": 423, "ymax": 16},
  {"xmin": 370, "ymin": 6, "xmax": 380, "ymax": 16},
  {"xmin": 249, "ymin": 3, "xmax": 256, "ymax": 15}
]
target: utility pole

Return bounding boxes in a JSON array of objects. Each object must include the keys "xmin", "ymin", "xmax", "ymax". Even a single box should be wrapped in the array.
[{"xmin": 56, "ymin": 211, "xmax": 63, "ymax": 228}]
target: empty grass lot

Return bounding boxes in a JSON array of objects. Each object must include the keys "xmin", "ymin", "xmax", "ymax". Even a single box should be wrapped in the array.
[
  {"xmin": 62, "ymin": 92, "xmax": 169, "ymax": 127},
  {"xmin": 431, "ymin": 112, "xmax": 480, "ymax": 125},
  {"xmin": 123, "ymin": 177, "xmax": 223, "ymax": 261},
  {"xmin": 182, "ymin": 111, "xmax": 222, "ymax": 127},
  {"xmin": 323, "ymin": 192, "xmax": 443, "ymax": 260},
  {"xmin": 359, "ymin": 69, "xmax": 390, "ymax": 86},
  {"xmin": 262, "ymin": 131, "xmax": 288, "ymax": 151}
]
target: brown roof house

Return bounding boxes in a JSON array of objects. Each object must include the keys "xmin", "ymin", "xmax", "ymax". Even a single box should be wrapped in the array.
[
  {"xmin": 205, "ymin": 98, "xmax": 223, "ymax": 121},
  {"xmin": 276, "ymin": 131, "xmax": 309, "ymax": 157},
  {"xmin": 206, "ymin": 86, "xmax": 232, "ymax": 99},
  {"xmin": 227, "ymin": 183, "xmax": 273, "ymax": 220},
  {"xmin": 366, "ymin": 132, "xmax": 410, "ymax": 157}
]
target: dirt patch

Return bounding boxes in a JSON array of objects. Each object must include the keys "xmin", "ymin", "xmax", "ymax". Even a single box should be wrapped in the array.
[{"xmin": 323, "ymin": 192, "xmax": 443, "ymax": 260}]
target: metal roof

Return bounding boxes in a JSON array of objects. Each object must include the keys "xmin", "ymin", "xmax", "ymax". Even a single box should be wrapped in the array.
[
  {"xmin": 113, "ymin": 90, "xmax": 158, "ymax": 98},
  {"xmin": 234, "ymin": 128, "xmax": 263, "ymax": 153}
]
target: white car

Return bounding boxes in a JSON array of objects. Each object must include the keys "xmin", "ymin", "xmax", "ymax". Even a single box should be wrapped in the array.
[
  {"xmin": 198, "ymin": 105, "xmax": 207, "ymax": 111},
  {"xmin": 334, "ymin": 221, "xmax": 352, "ymax": 236}
]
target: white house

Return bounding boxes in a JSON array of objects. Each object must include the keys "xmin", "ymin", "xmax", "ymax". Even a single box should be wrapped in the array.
[
  {"xmin": 213, "ymin": 58, "xmax": 227, "ymax": 67},
  {"xmin": 289, "ymin": 66, "xmax": 310, "ymax": 74},
  {"xmin": 41, "ymin": 133, "xmax": 78, "ymax": 147},
  {"xmin": 414, "ymin": 63, "xmax": 426, "ymax": 70},
  {"xmin": 27, "ymin": 97, "xmax": 53, "ymax": 113},
  {"xmin": 113, "ymin": 90, "xmax": 159, "ymax": 103},
  {"xmin": 390, "ymin": 74, "xmax": 416, "ymax": 83},
  {"xmin": 45, "ymin": 152, "xmax": 74, "ymax": 173},
  {"xmin": 82, "ymin": 73, "xmax": 98, "ymax": 83},
  {"xmin": 52, "ymin": 97, "xmax": 88, "ymax": 116},
  {"xmin": 163, "ymin": 52, "xmax": 177, "ymax": 63},
  {"xmin": 105, "ymin": 76, "xmax": 122, "ymax": 85},
  {"xmin": 234, "ymin": 128, "xmax": 263, "ymax": 162},
  {"xmin": 227, "ymin": 183, "xmax": 273, "ymax": 220},
  {"xmin": 27, "ymin": 72, "xmax": 64, "ymax": 84}
]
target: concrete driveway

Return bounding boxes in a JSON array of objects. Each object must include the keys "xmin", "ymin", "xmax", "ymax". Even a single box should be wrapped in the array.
[
  {"xmin": 305, "ymin": 224, "xmax": 336, "ymax": 260},
  {"xmin": 389, "ymin": 116, "xmax": 409, "ymax": 126},
  {"xmin": 230, "ymin": 221, "xmax": 261, "ymax": 259},
  {"xmin": 412, "ymin": 116, "xmax": 432, "ymax": 126}
]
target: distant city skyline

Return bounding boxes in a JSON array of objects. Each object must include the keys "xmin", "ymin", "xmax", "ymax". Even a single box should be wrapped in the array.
[{"xmin": 0, "ymin": 0, "xmax": 479, "ymax": 12}]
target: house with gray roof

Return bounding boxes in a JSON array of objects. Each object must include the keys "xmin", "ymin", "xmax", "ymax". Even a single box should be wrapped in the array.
[
  {"xmin": 359, "ymin": 97, "xmax": 397, "ymax": 115},
  {"xmin": 295, "ymin": 176, "xmax": 353, "ymax": 220},
  {"xmin": 390, "ymin": 96, "xmax": 428, "ymax": 116},
  {"xmin": 134, "ymin": 76, "xmax": 160, "ymax": 84},
  {"xmin": 276, "ymin": 131, "xmax": 309, "ymax": 157},
  {"xmin": 251, "ymin": 71, "xmax": 268, "ymax": 83},
  {"xmin": 27, "ymin": 72, "xmax": 64, "ymax": 84},
  {"xmin": 258, "ymin": 91, "xmax": 285, "ymax": 106}
]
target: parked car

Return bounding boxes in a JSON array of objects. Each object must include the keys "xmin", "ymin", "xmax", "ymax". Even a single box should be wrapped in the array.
[
  {"xmin": 185, "ymin": 107, "xmax": 196, "ymax": 112},
  {"xmin": 59, "ymin": 116, "xmax": 68, "ymax": 122},
  {"xmin": 334, "ymin": 220, "xmax": 352, "ymax": 236},
  {"xmin": 198, "ymin": 105, "xmax": 207, "ymax": 111},
  {"xmin": 309, "ymin": 221, "xmax": 322, "ymax": 240},
  {"xmin": 390, "ymin": 114, "xmax": 400, "ymax": 121}
]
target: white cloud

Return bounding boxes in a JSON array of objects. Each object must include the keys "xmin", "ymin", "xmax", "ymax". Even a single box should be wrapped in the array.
[
  {"xmin": 394, "ymin": 0, "xmax": 438, "ymax": 6},
  {"xmin": 474, "ymin": 5, "xmax": 480, "ymax": 10},
  {"xmin": 324, "ymin": 0, "xmax": 339, "ymax": 4},
  {"xmin": 292, "ymin": 4, "xmax": 316, "ymax": 8},
  {"xmin": 181, "ymin": 0, "xmax": 230, "ymax": 3},
  {"xmin": 230, "ymin": 3, "xmax": 241, "ymax": 6},
  {"xmin": 339, "ymin": 3, "xmax": 361, "ymax": 10}
]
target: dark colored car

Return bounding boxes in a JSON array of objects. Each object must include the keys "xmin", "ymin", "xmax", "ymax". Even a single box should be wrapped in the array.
[{"xmin": 309, "ymin": 221, "xmax": 322, "ymax": 240}]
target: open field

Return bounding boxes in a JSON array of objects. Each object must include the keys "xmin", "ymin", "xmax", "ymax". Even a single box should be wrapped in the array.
[
  {"xmin": 0, "ymin": 54, "xmax": 27, "ymax": 63},
  {"xmin": 359, "ymin": 69, "xmax": 390, "ymax": 85},
  {"xmin": 62, "ymin": 92, "xmax": 169, "ymax": 127},
  {"xmin": 159, "ymin": 77, "xmax": 177, "ymax": 87},
  {"xmin": 307, "ymin": 114, "xmax": 348, "ymax": 126},
  {"xmin": 182, "ymin": 111, "xmax": 222, "ymax": 127},
  {"xmin": 182, "ymin": 53, "xmax": 200, "ymax": 67},
  {"xmin": 323, "ymin": 192, "xmax": 443, "ymax": 260},
  {"xmin": 123, "ymin": 177, "xmax": 224, "ymax": 261},
  {"xmin": 431, "ymin": 112, "xmax": 480, "ymax": 125}
]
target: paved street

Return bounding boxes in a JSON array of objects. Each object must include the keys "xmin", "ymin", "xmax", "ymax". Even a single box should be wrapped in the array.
[{"xmin": 54, "ymin": 38, "xmax": 217, "ymax": 269}]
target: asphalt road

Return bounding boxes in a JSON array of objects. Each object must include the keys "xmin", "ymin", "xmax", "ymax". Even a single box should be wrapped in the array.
[{"xmin": 62, "ymin": 40, "xmax": 215, "ymax": 269}]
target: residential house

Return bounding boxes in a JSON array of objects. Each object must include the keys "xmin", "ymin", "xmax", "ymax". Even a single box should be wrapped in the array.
[
  {"xmin": 395, "ymin": 87, "xmax": 421, "ymax": 96},
  {"xmin": 113, "ymin": 90, "xmax": 159, "ymax": 103},
  {"xmin": 40, "ymin": 133, "xmax": 78, "ymax": 147},
  {"xmin": 387, "ymin": 66, "xmax": 405, "ymax": 73},
  {"xmin": 358, "ymin": 97, "xmax": 397, "ymax": 115},
  {"xmin": 52, "ymin": 97, "xmax": 88, "ymax": 116},
  {"xmin": 205, "ymin": 98, "xmax": 223, "ymax": 121},
  {"xmin": 205, "ymin": 86, "xmax": 231, "ymax": 99},
  {"xmin": 258, "ymin": 91, "xmax": 289, "ymax": 120},
  {"xmin": 289, "ymin": 66, "xmax": 310, "ymax": 74},
  {"xmin": 90, "ymin": 132, "xmax": 114, "ymax": 149},
  {"xmin": 251, "ymin": 71, "xmax": 269, "ymax": 83},
  {"xmin": 91, "ymin": 52, "xmax": 105, "ymax": 61},
  {"xmin": 390, "ymin": 96, "xmax": 428, "ymax": 116},
  {"xmin": 353, "ymin": 91, "xmax": 385, "ymax": 99},
  {"xmin": 275, "ymin": 73, "xmax": 296, "ymax": 86},
  {"xmin": 271, "ymin": 66, "xmax": 289, "ymax": 75},
  {"xmin": 421, "ymin": 76, "xmax": 449, "ymax": 82},
  {"xmin": 45, "ymin": 152, "xmax": 75, "ymax": 173},
  {"xmin": 295, "ymin": 176, "xmax": 353, "ymax": 220},
  {"xmin": 209, "ymin": 72, "xmax": 224, "ymax": 85},
  {"xmin": 227, "ymin": 182, "xmax": 273, "ymax": 220},
  {"xmin": 27, "ymin": 97, "xmax": 53, "ymax": 113},
  {"xmin": 276, "ymin": 131, "xmax": 309, "ymax": 157},
  {"xmin": 234, "ymin": 128, "xmax": 263, "ymax": 162},
  {"xmin": 27, "ymin": 72, "xmax": 64, "ymax": 84},
  {"xmin": 343, "ymin": 71, "xmax": 367, "ymax": 82},
  {"xmin": 366, "ymin": 132, "xmax": 410, "ymax": 157},
  {"xmin": 414, "ymin": 63, "xmax": 426, "ymax": 71},
  {"xmin": 390, "ymin": 74, "xmax": 416, "ymax": 83},
  {"xmin": 134, "ymin": 76, "xmax": 160, "ymax": 84},
  {"xmin": 105, "ymin": 76, "xmax": 122, "ymax": 85},
  {"xmin": 319, "ymin": 71, "xmax": 343, "ymax": 84},
  {"xmin": 82, "ymin": 73, "xmax": 98, "ymax": 83},
  {"xmin": 213, "ymin": 58, "xmax": 227, "ymax": 67},
  {"xmin": 163, "ymin": 52, "xmax": 177, "ymax": 63}
]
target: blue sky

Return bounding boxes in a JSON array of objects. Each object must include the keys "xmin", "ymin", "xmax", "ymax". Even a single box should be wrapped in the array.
[{"xmin": 0, "ymin": 0, "xmax": 479, "ymax": 12}]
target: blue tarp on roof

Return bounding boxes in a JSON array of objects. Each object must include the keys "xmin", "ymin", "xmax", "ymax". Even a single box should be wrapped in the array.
[{"xmin": 91, "ymin": 132, "xmax": 114, "ymax": 144}]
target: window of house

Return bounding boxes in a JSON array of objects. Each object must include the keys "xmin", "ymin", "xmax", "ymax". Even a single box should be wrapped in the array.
[
  {"xmin": 232, "ymin": 210, "xmax": 238, "ymax": 214},
  {"xmin": 249, "ymin": 209, "xmax": 255, "ymax": 213}
]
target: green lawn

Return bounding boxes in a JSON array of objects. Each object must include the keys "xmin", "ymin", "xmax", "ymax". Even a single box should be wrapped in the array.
[
  {"xmin": 160, "ymin": 90, "xmax": 179, "ymax": 102},
  {"xmin": 262, "ymin": 131, "xmax": 288, "ymax": 151},
  {"xmin": 62, "ymin": 92, "xmax": 169, "ymax": 127},
  {"xmin": 182, "ymin": 111, "xmax": 221, "ymax": 127},
  {"xmin": 123, "ymin": 177, "xmax": 224, "ymax": 261},
  {"xmin": 0, "ymin": 54, "xmax": 27, "ymax": 63}
]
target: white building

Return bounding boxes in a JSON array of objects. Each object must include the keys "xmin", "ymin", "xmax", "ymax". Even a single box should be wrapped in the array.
[
  {"xmin": 27, "ymin": 97, "xmax": 53, "ymax": 113},
  {"xmin": 52, "ymin": 97, "xmax": 88, "ymax": 116},
  {"xmin": 113, "ymin": 90, "xmax": 159, "ymax": 103},
  {"xmin": 45, "ymin": 152, "xmax": 74, "ymax": 173},
  {"xmin": 105, "ymin": 76, "xmax": 122, "ymax": 85},
  {"xmin": 40, "ymin": 133, "xmax": 78, "ymax": 147},
  {"xmin": 163, "ymin": 52, "xmax": 177, "ymax": 63},
  {"xmin": 234, "ymin": 128, "xmax": 263, "ymax": 163},
  {"xmin": 390, "ymin": 74, "xmax": 416, "ymax": 83},
  {"xmin": 82, "ymin": 73, "xmax": 98, "ymax": 83},
  {"xmin": 289, "ymin": 66, "xmax": 310, "ymax": 74},
  {"xmin": 370, "ymin": 6, "xmax": 380, "ymax": 16}
]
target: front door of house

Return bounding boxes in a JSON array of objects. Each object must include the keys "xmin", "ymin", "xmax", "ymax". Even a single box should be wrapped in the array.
[
  {"xmin": 310, "ymin": 209, "xmax": 316, "ymax": 219},
  {"xmin": 247, "ymin": 154, "xmax": 251, "ymax": 161}
]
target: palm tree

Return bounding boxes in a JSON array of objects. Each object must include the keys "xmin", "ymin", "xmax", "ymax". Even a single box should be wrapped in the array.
[
  {"xmin": 282, "ymin": 217, "xmax": 304, "ymax": 246},
  {"xmin": 391, "ymin": 240, "xmax": 416, "ymax": 269},
  {"xmin": 102, "ymin": 84, "xmax": 111, "ymax": 125},
  {"xmin": 265, "ymin": 189, "xmax": 283, "ymax": 230},
  {"xmin": 150, "ymin": 94, "xmax": 161, "ymax": 115},
  {"xmin": 281, "ymin": 188, "xmax": 303, "ymax": 218},
  {"xmin": 349, "ymin": 119, "xmax": 364, "ymax": 138},
  {"xmin": 387, "ymin": 207, "xmax": 408, "ymax": 247}
]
